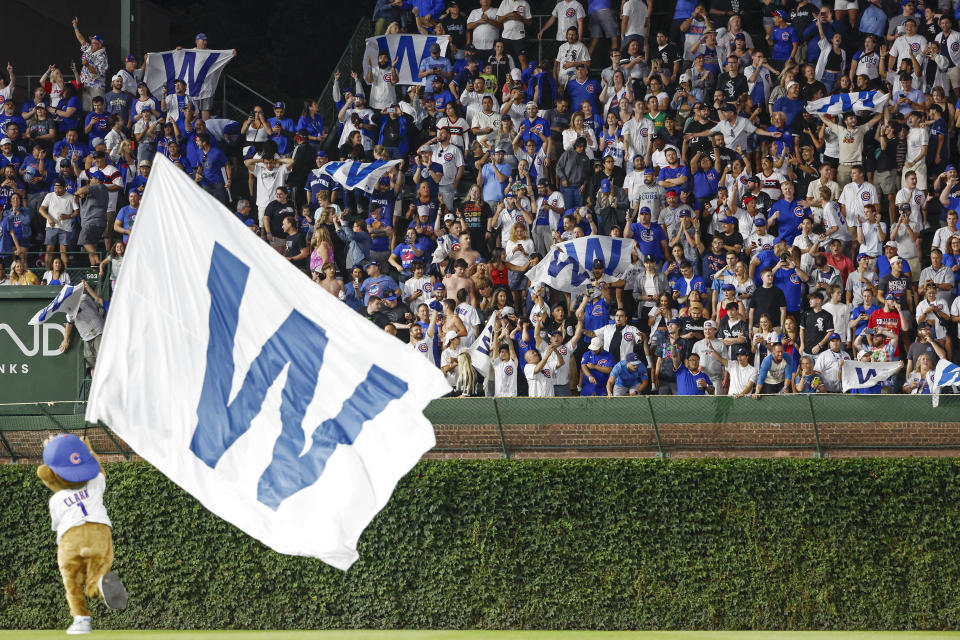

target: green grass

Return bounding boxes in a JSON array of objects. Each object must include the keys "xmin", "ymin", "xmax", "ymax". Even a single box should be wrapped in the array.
[{"xmin": 5, "ymin": 633, "xmax": 960, "ymax": 639}]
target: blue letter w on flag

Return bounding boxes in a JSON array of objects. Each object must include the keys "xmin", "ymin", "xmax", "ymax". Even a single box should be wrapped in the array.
[{"xmin": 190, "ymin": 243, "xmax": 407, "ymax": 510}]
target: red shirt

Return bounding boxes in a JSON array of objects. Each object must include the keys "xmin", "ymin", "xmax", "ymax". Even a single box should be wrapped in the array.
[
  {"xmin": 826, "ymin": 253, "xmax": 854, "ymax": 285},
  {"xmin": 491, "ymin": 265, "xmax": 509, "ymax": 286},
  {"xmin": 867, "ymin": 308, "xmax": 902, "ymax": 356}
]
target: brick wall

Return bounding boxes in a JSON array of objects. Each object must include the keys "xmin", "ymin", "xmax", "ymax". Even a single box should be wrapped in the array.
[{"xmin": 3, "ymin": 421, "xmax": 960, "ymax": 465}]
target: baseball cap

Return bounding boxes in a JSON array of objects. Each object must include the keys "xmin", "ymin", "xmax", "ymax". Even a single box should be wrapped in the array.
[
  {"xmin": 593, "ymin": 258, "xmax": 605, "ymax": 269},
  {"xmin": 384, "ymin": 294, "xmax": 398, "ymax": 302},
  {"xmin": 91, "ymin": 35, "xmax": 104, "ymax": 44},
  {"xmin": 884, "ymin": 240, "xmax": 899, "ymax": 248},
  {"xmin": 643, "ymin": 167, "xmax": 655, "ymax": 175},
  {"xmin": 722, "ymin": 283, "xmax": 736, "ymax": 291},
  {"xmin": 526, "ymin": 101, "xmax": 538, "ymax": 110},
  {"xmin": 626, "ymin": 352, "xmax": 640, "ymax": 363},
  {"xmin": 862, "ymin": 328, "xmax": 875, "ymax": 335},
  {"xmin": 678, "ymin": 209, "xmax": 691, "ymax": 217},
  {"xmin": 773, "ymin": 9, "xmax": 787, "ymax": 19},
  {"xmin": 898, "ymin": 203, "xmax": 911, "ymax": 212},
  {"xmin": 666, "ymin": 189, "xmax": 678, "ymax": 198},
  {"xmin": 667, "ymin": 318, "xmax": 681, "ymax": 326},
  {"xmin": 589, "ymin": 336, "xmax": 603, "ymax": 350},
  {"xmin": 0, "ymin": 137, "xmax": 10, "ymax": 145},
  {"xmin": 537, "ymin": 177, "xmax": 550, "ymax": 186},
  {"xmin": 365, "ymin": 259, "xmax": 379, "ymax": 269},
  {"xmin": 273, "ymin": 101, "xmax": 285, "ymax": 110},
  {"xmin": 53, "ymin": 177, "xmax": 66, "ymax": 186},
  {"xmin": 885, "ymin": 292, "xmax": 898, "ymax": 300},
  {"xmin": 431, "ymin": 43, "xmax": 442, "ymax": 53},
  {"xmin": 826, "ymin": 332, "xmax": 841, "ymax": 342},
  {"xmin": 946, "ymin": 164, "xmax": 957, "ymax": 173},
  {"xmin": 679, "ymin": 72, "xmax": 692, "ymax": 84},
  {"xmin": 639, "ymin": 206, "xmax": 652, "ymax": 215},
  {"xmin": 857, "ymin": 252, "xmax": 869, "ymax": 261},
  {"xmin": 601, "ymin": 178, "xmax": 611, "ymax": 193},
  {"xmin": 91, "ymin": 137, "xmax": 105, "ymax": 147},
  {"xmin": 443, "ymin": 213, "xmax": 455, "ymax": 222},
  {"xmin": 91, "ymin": 150, "xmax": 106, "ymax": 160},
  {"xmin": 434, "ymin": 282, "xmax": 446, "ymax": 290},
  {"xmin": 138, "ymin": 159, "xmax": 151, "ymax": 167},
  {"xmin": 735, "ymin": 345, "xmax": 750, "ymax": 357},
  {"xmin": 746, "ymin": 174, "xmax": 760, "ymax": 183},
  {"xmin": 42, "ymin": 434, "xmax": 100, "ymax": 483},
  {"xmin": 719, "ymin": 102, "xmax": 736, "ymax": 112},
  {"xmin": 125, "ymin": 54, "xmax": 136, "ymax": 62},
  {"xmin": 444, "ymin": 330, "xmax": 459, "ymax": 345},
  {"xmin": 500, "ymin": 305, "xmax": 514, "ymax": 316},
  {"xmin": 316, "ymin": 150, "xmax": 327, "ymax": 158},
  {"xmin": 703, "ymin": 320, "xmax": 717, "ymax": 329},
  {"xmin": 754, "ymin": 216, "xmax": 767, "ymax": 226},
  {"xmin": 651, "ymin": 132, "xmax": 663, "ymax": 140},
  {"xmin": 643, "ymin": 253, "xmax": 656, "ymax": 262},
  {"xmin": 35, "ymin": 102, "xmax": 46, "ymax": 109},
  {"xmin": 722, "ymin": 216, "xmax": 736, "ymax": 225},
  {"xmin": 196, "ymin": 33, "xmax": 208, "ymax": 40}
]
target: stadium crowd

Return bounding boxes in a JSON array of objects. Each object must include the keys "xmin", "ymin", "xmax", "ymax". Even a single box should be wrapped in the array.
[{"xmin": 2, "ymin": 2, "xmax": 960, "ymax": 398}]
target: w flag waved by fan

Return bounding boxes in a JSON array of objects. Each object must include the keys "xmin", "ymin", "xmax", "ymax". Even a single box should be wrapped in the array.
[{"xmin": 85, "ymin": 156, "xmax": 449, "ymax": 570}]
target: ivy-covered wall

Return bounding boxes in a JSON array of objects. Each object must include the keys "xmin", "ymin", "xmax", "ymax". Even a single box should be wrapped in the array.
[{"xmin": 3, "ymin": 459, "xmax": 960, "ymax": 630}]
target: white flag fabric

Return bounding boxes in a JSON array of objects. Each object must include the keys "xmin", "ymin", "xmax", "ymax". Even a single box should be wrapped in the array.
[
  {"xmin": 805, "ymin": 91, "xmax": 889, "ymax": 115},
  {"xmin": 143, "ymin": 49, "xmax": 236, "ymax": 100},
  {"xmin": 85, "ymin": 155, "xmax": 449, "ymax": 570},
  {"xmin": 526, "ymin": 237, "xmax": 636, "ymax": 293},
  {"xmin": 932, "ymin": 359, "xmax": 960, "ymax": 407},
  {"xmin": 841, "ymin": 360, "xmax": 901, "ymax": 392},
  {"xmin": 28, "ymin": 284, "xmax": 83, "ymax": 325},
  {"xmin": 320, "ymin": 159, "xmax": 404, "ymax": 192},
  {"xmin": 361, "ymin": 34, "xmax": 450, "ymax": 86},
  {"xmin": 468, "ymin": 316, "xmax": 497, "ymax": 373}
]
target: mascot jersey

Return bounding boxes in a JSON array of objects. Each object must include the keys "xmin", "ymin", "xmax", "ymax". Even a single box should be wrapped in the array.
[{"xmin": 49, "ymin": 472, "xmax": 111, "ymax": 543}]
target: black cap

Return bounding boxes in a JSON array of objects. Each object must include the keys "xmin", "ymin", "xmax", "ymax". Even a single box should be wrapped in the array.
[
  {"xmin": 296, "ymin": 128, "xmax": 308, "ymax": 137},
  {"xmin": 593, "ymin": 258, "xmax": 605, "ymax": 269},
  {"xmin": 53, "ymin": 177, "xmax": 66, "ymax": 186},
  {"xmin": 719, "ymin": 102, "xmax": 736, "ymax": 111},
  {"xmin": 537, "ymin": 177, "xmax": 550, "ymax": 186},
  {"xmin": 643, "ymin": 253, "xmax": 656, "ymax": 262},
  {"xmin": 92, "ymin": 150, "xmax": 106, "ymax": 159}
]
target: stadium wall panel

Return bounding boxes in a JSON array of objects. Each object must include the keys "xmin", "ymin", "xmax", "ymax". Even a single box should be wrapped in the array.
[{"xmin": 2, "ymin": 459, "xmax": 960, "ymax": 630}]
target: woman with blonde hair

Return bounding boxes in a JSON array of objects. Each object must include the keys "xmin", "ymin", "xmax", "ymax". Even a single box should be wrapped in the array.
[
  {"xmin": 9, "ymin": 259, "xmax": 39, "ymax": 285},
  {"xmin": 453, "ymin": 352, "xmax": 479, "ymax": 397},
  {"xmin": 309, "ymin": 224, "xmax": 335, "ymax": 273},
  {"xmin": 505, "ymin": 222, "xmax": 535, "ymax": 311}
]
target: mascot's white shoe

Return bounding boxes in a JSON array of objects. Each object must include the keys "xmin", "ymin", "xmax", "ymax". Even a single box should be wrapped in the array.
[
  {"xmin": 99, "ymin": 571, "xmax": 128, "ymax": 610},
  {"xmin": 66, "ymin": 616, "xmax": 92, "ymax": 634}
]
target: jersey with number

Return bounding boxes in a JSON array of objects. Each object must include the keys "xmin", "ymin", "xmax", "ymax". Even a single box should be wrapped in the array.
[{"xmin": 49, "ymin": 472, "xmax": 112, "ymax": 543}]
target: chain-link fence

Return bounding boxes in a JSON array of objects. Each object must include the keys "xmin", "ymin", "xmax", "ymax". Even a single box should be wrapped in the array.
[{"xmin": 2, "ymin": 395, "xmax": 957, "ymax": 463}]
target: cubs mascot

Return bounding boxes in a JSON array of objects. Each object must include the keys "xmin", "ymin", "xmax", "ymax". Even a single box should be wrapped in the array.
[{"xmin": 38, "ymin": 434, "xmax": 128, "ymax": 634}]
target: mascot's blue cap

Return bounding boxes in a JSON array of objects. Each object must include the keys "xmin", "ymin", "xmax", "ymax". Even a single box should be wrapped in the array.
[{"xmin": 42, "ymin": 434, "xmax": 100, "ymax": 483}]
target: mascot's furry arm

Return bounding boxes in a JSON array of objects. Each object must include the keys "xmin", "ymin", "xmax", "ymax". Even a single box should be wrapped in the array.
[{"xmin": 37, "ymin": 436, "xmax": 104, "ymax": 492}]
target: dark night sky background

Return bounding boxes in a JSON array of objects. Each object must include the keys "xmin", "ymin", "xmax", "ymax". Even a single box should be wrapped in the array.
[{"xmin": 162, "ymin": 0, "xmax": 372, "ymax": 108}]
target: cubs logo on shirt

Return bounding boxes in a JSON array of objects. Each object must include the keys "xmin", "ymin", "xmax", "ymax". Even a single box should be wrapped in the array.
[
  {"xmin": 640, "ymin": 229, "xmax": 654, "ymax": 242},
  {"xmin": 418, "ymin": 343, "xmax": 429, "ymax": 352},
  {"xmin": 952, "ymin": 42, "xmax": 960, "ymax": 53},
  {"xmin": 597, "ymin": 358, "xmax": 610, "ymax": 367},
  {"xmin": 794, "ymin": 205, "xmax": 805, "ymax": 217},
  {"xmin": 790, "ymin": 274, "xmax": 801, "ymax": 285},
  {"xmin": 781, "ymin": 32, "xmax": 790, "ymax": 41},
  {"xmin": 443, "ymin": 152, "xmax": 453, "ymax": 162},
  {"xmin": 423, "ymin": 283, "xmax": 433, "ymax": 294},
  {"xmin": 624, "ymin": 332, "xmax": 635, "ymax": 342},
  {"xmin": 586, "ymin": 85, "xmax": 595, "ymax": 93},
  {"xmin": 565, "ymin": 7, "xmax": 576, "ymax": 16},
  {"xmin": 592, "ymin": 305, "xmax": 602, "ymax": 316},
  {"xmin": 914, "ymin": 193, "xmax": 922, "ymax": 205},
  {"xmin": 451, "ymin": 241, "xmax": 461, "ymax": 251},
  {"xmin": 368, "ymin": 283, "xmax": 383, "ymax": 296},
  {"xmin": 384, "ymin": 73, "xmax": 393, "ymax": 83},
  {"xmin": 543, "ymin": 369, "xmax": 552, "ymax": 379},
  {"xmin": 910, "ymin": 42, "xmax": 921, "ymax": 53},
  {"xmin": 557, "ymin": 345, "xmax": 568, "ymax": 356},
  {"xmin": 514, "ymin": 213, "xmax": 526, "ymax": 223},
  {"xmin": 504, "ymin": 365, "xmax": 514, "ymax": 376},
  {"xmin": 860, "ymin": 191, "xmax": 871, "ymax": 201}
]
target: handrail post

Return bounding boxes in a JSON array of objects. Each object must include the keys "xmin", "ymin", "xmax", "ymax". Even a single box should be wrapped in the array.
[
  {"xmin": 491, "ymin": 398, "xmax": 511, "ymax": 459},
  {"xmin": 0, "ymin": 431, "xmax": 16, "ymax": 463},
  {"xmin": 808, "ymin": 395, "xmax": 824, "ymax": 458},
  {"xmin": 646, "ymin": 396, "xmax": 667, "ymax": 459}
]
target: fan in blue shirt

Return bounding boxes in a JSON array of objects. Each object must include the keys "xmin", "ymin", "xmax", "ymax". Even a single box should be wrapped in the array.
[
  {"xmin": 565, "ymin": 73, "xmax": 602, "ymax": 113},
  {"xmin": 628, "ymin": 208, "xmax": 668, "ymax": 262},
  {"xmin": 674, "ymin": 353, "xmax": 714, "ymax": 395},
  {"xmin": 770, "ymin": 13, "xmax": 798, "ymax": 63},
  {"xmin": 772, "ymin": 256, "xmax": 806, "ymax": 313},
  {"xmin": 268, "ymin": 101, "xmax": 296, "ymax": 132},
  {"xmin": 580, "ymin": 337, "xmax": 615, "ymax": 396}
]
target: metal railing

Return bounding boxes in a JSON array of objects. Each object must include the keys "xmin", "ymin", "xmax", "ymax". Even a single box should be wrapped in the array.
[{"xmin": 1, "ymin": 394, "xmax": 957, "ymax": 463}]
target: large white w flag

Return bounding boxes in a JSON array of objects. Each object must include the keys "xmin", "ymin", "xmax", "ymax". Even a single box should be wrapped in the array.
[
  {"xmin": 805, "ymin": 91, "xmax": 889, "ymax": 115},
  {"xmin": 28, "ymin": 284, "xmax": 82, "ymax": 325},
  {"xmin": 321, "ymin": 159, "xmax": 403, "ymax": 192},
  {"xmin": 526, "ymin": 236, "xmax": 636, "ymax": 293},
  {"xmin": 86, "ymin": 155, "xmax": 449, "ymax": 570},
  {"xmin": 143, "ymin": 49, "xmax": 236, "ymax": 100},
  {"xmin": 841, "ymin": 360, "xmax": 902, "ymax": 392},
  {"xmin": 362, "ymin": 34, "xmax": 449, "ymax": 86}
]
